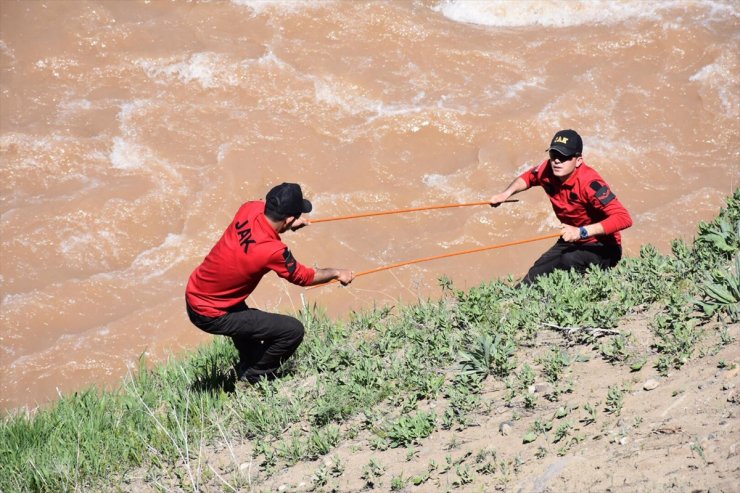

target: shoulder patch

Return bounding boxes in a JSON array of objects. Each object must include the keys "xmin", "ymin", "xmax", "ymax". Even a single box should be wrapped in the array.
[
  {"xmin": 283, "ymin": 248, "xmax": 297, "ymax": 275},
  {"xmin": 589, "ymin": 180, "xmax": 615, "ymax": 206}
]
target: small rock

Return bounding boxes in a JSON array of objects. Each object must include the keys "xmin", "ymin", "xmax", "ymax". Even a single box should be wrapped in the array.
[
  {"xmin": 721, "ymin": 383, "xmax": 735, "ymax": 391},
  {"xmin": 708, "ymin": 433, "xmax": 718, "ymax": 441},
  {"xmin": 643, "ymin": 379, "xmax": 659, "ymax": 391},
  {"xmin": 642, "ymin": 378, "xmax": 660, "ymax": 391},
  {"xmin": 499, "ymin": 421, "xmax": 513, "ymax": 436},
  {"xmin": 619, "ymin": 436, "xmax": 630, "ymax": 446},
  {"xmin": 535, "ymin": 383, "xmax": 553, "ymax": 394},
  {"xmin": 278, "ymin": 485, "xmax": 288, "ymax": 492},
  {"xmin": 528, "ymin": 385, "xmax": 536, "ymax": 394},
  {"xmin": 729, "ymin": 443, "xmax": 739, "ymax": 458},
  {"xmin": 698, "ymin": 383, "xmax": 706, "ymax": 390},
  {"xmin": 239, "ymin": 462, "xmax": 251, "ymax": 473},
  {"xmin": 728, "ymin": 391, "xmax": 739, "ymax": 404}
]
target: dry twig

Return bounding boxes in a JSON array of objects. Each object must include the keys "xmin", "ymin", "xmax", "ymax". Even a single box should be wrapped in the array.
[{"xmin": 541, "ymin": 322, "xmax": 620, "ymax": 339}]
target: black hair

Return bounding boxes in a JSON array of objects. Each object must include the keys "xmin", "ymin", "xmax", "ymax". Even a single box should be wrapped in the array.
[{"xmin": 265, "ymin": 205, "xmax": 298, "ymax": 222}]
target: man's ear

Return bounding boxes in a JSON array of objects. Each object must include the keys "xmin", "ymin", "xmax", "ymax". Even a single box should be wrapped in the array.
[{"xmin": 283, "ymin": 216, "xmax": 296, "ymax": 231}]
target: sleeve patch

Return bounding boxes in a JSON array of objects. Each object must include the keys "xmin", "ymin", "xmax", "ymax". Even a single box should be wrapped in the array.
[
  {"xmin": 590, "ymin": 180, "xmax": 615, "ymax": 205},
  {"xmin": 282, "ymin": 248, "xmax": 297, "ymax": 275}
]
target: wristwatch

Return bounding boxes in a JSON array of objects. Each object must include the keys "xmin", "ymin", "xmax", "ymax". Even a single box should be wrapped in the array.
[{"xmin": 579, "ymin": 226, "xmax": 589, "ymax": 239}]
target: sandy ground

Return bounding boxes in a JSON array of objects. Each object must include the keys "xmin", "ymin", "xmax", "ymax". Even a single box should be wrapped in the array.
[{"xmin": 124, "ymin": 313, "xmax": 739, "ymax": 493}]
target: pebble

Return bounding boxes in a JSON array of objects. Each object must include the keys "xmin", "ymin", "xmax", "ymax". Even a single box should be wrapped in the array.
[
  {"xmin": 643, "ymin": 379, "xmax": 659, "ymax": 391},
  {"xmin": 729, "ymin": 443, "xmax": 739, "ymax": 458},
  {"xmin": 535, "ymin": 383, "xmax": 554, "ymax": 394},
  {"xmin": 499, "ymin": 421, "xmax": 513, "ymax": 436},
  {"xmin": 619, "ymin": 436, "xmax": 630, "ymax": 446},
  {"xmin": 239, "ymin": 463, "xmax": 250, "ymax": 473}
]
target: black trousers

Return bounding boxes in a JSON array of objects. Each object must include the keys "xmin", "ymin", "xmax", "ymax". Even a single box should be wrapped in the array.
[
  {"xmin": 186, "ymin": 302, "xmax": 304, "ymax": 383},
  {"xmin": 521, "ymin": 239, "xmax": 622, "ymax": 285}
]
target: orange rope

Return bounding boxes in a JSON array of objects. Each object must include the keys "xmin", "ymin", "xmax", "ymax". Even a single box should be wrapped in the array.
[
  {"xmin": 309, "ymin": 199, "xmax": 518, "ymax": 224},
  {"xmin": 308, "ymin": 232, "xmax": 561, "ymax": 289}
]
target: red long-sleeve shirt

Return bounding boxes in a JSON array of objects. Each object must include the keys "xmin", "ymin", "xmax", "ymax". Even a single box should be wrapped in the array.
[
  {"xmin": 520, "ymin": 159, "xmax": 632, "ymax": 246},
  {"xmin": 186, "ymin": 201, "xmax": 316, "ymax": 317}
]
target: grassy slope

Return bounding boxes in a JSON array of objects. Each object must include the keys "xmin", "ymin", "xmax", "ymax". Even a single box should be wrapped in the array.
[{"xmin": 1, "ymin": 189, "xmax": 738, "ymax": 493}]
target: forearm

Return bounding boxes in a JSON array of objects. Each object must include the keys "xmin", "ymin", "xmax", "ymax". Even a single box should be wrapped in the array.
[
  {"xmin": 561, "ymin": 222, "xmax": 606, "ymax": 242},
  {"xmin": 581, "ymin": 222, "xmax": 605, "ymax": 237},
  {"xmin": 561, "ymin": 219, "xmax": 630, "ymax": 243},
  {"xmin": 501, "ymin": 177, "xmax": 528, "ymax": 197},
  {"xmin": 599, "ymin": 210, "xmax": 633, "ymax": 235},
  {"xmin": 572, "ymin": 198, "xmax": 632, "ymax": 239},
  {"xmin": 309, "ymin": 268, "xmax": 353, "ymax": 286},
  {"xmin": 490, "ymin": 177, "xmax": 529, "ymax": 204}
]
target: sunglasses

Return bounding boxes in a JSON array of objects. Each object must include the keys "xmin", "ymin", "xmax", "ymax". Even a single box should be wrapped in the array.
[{"xmin": 549, "ymin": 150, "xmax": 577, "ymax": 162}]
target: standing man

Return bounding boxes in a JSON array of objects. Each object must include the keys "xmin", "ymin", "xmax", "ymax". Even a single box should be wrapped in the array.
[
  {"xmin": 186, "ymin": 183, "xmax": 354, "ymax": 383},
  {"xmin": 489, "ymin": 129, "xmax": 632, "ymax": 284}
]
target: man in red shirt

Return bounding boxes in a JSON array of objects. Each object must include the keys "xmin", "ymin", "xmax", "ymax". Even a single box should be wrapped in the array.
[
  {"xmin": 186, "ymin": 183, "xmax": 354, "ymax": 383},
  {"xmin": 489, "ymin": 129, "xmax": 632, "ymax": 284}
]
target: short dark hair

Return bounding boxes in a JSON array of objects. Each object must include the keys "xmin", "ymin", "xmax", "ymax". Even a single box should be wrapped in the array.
[{"xmin": 264, "ymin": 204, "xmax": 289, "ymax": 222}]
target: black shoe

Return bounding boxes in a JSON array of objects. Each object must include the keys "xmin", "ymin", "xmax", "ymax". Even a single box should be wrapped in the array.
[
  {"xmin": 239, "ymin": 369, "xmax": 282, "ymax": 385},
  {"xmin": 236, "ymin": 360, "xmax": 294, "ymax": 385},
  {"xmin": 236, "ymin": 363, "xmax": 272, "ymax": 385}
]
